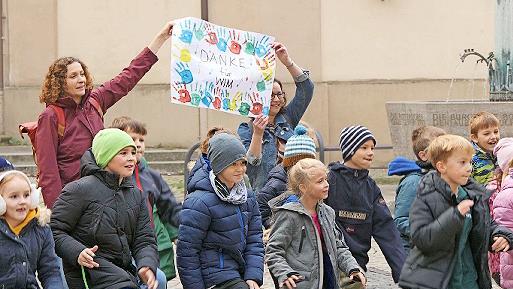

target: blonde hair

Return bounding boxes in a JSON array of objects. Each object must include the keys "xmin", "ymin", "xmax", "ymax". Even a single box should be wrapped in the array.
[
  {"xmin": 427, "ymin": 135, "xmax": 474, "ymax": 168},
  {"xmin": 288, "ymin": 159, "xmax": 328, "ymax": 194},
  {"xmin": 411, "ymin": 126, "xmax": 446, "ymax": 158},
  {"xmin": 200, "ymin": 127, "xmax": 234, "ymax": 154},
  {"xmin": 469, "ymin": 111, "xmax": 500, "ymax": 135},
  {"xmin": 0, "ymin": 171, "xmax": 31, "ymax": 196}
]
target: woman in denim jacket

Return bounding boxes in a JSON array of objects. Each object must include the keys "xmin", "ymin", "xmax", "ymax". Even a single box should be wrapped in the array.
[{"xmin": 237, "ymin": 42, "xmax": 314, "ymax": 191}]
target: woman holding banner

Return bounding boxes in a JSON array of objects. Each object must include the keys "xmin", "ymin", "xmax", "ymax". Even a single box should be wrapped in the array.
[
  {"xmin": 238, "ymin": 42, "xmax": 314, "ymax": 191},
  {"xmin": 35, "ymin": 21, "xmax": 174, "ymax": 210}
]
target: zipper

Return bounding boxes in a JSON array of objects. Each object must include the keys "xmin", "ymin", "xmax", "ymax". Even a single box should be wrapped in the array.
[
  {"xmin": 236, "ymin": 207, "xmax": 245, "ymax": 243},
  {"xmin": 218, "ymin": 248, "xmax": 224, "ymax": 269},
  {"xmin": 299, "ymin": 226, "xmax": 306, "ymax": 253}
]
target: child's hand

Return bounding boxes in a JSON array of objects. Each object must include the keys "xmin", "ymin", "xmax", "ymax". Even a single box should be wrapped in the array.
[
  {"xmin": 492, "ymin": 236, "xmax": 510, "ymax": 252},
  {"xmin": 245, "ymin": 279, "xmax": 260, "ymax": 289},
  {"xmin": 252, "ymin": 114, "xmax": 268, "ymax": 136},
  {"xmin": 280, "ymin": 274, "xmax": 304, "ymax": 289},
  {"xmin": 138, "ymin": 267, "xmax": 158, "ymax": 289},
  {"xmin": 456, "ymin": 199, "xmax": 474, "ymax": 216},
  {"xmin": 78, "ymin": 245, "xmax": 99, "ymax": 268},
  {"xmin": 350, "ymin": 271, "xmax": 367, "ymax": 287}
]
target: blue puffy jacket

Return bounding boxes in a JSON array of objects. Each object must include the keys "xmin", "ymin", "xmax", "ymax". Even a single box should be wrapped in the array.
[
  {"xmin": 257, "ymin": 164, "xmax": 288, "ymax": 229},
  {"xmin": 176, "ymin": 161, "xmax": 264, "ymax": 289}
]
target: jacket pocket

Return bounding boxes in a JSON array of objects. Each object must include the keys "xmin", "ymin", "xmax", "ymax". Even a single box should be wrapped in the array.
[
  {"xmin": 298, "ymin": 226, "xmax": 306, "ymax": 253},
  {"xmin": 218, "ymin": 248, "xmax": 224, "ymax": 269}
]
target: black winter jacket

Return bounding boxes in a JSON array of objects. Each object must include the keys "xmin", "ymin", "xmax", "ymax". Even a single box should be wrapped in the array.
[
  {"xmin": 399, "ymin": 171, "xmax": 513, "ymax": 289},
  {"xmin": 257, "ymin": 164, "xmax": 288, "ymax": 229},
  {"xmin": 50, "ymin": 150, "xmax": 158, "ymax": 289},
  {"xmin": 325, "ymin": 162, "xmax": 406, "ymax": 282}
]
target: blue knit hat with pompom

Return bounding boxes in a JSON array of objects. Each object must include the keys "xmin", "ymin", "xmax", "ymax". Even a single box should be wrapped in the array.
[{"xmin": 282, "ymin": 125, "xmax": 317, "ymax": 168}]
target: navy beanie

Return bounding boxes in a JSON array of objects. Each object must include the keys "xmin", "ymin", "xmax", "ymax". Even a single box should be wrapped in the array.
[
  {"xmin": 0, "ymin": 157, "xmax": 14, "ymax": 172},
  {"xmin": 339, "ymin": 125, "xmax": 376, "ymax": 161}
]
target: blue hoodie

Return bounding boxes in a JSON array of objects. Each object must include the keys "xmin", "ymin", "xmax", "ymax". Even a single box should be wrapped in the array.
[{"xmin": 388, "ymin": 156, "xmax": 424, "ymax": 253}]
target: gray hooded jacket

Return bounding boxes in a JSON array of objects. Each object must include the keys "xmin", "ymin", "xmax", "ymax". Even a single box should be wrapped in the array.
[{"xmin": 266, "ymin": 193, "xmax": 361, "ymax": 289}]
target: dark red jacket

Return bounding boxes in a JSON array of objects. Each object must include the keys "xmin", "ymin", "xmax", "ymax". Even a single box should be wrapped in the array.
[{"xmin": 36, "ymin": 47, "xmax": 158, "ymax": 208}]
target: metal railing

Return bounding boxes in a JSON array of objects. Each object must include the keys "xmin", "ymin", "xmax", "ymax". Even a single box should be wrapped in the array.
[{"xmin": 183, "ymin": 129, "xmax": 393, "ymax": 194}]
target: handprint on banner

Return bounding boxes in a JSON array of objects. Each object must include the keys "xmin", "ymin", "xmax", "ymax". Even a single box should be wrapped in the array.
[
  {"xmin": 262, "ymin": 105, "xmax": 270, "ymax": 116},
  {"xmin": 229, "ymin": 30, "xmax": 241, "ymax": 54},
  {"xmin": 255, "ymin": 36, "xmax": 271, "ymax": 58},
  {"xmin": 175, "ymin": 62, "xmax": 193, "ymax": 84},
  {"xmin": 256, "ymin": 79, "xmax": 266, "ymax": 92},
  {"xmin": 193, "ymin": 22, "xmax": 205, "ymax": 41},
  {"xmin": 249, "ymin": 92, "xmax": 263, "ymax": 115},
  {"xmin": 173, "ymin": 48, "xmax": 192, "ymax": 63},
  {"xmin": 201, "ymin": 82, "xmax": 215, "ymax": 107},
  {"xmin": 238, "ymin": 101, "xmax": 250, "ymax": 116},
  {"xmin": 172, "ymin": 83, "xmax": 191, "ymax": 103},
  {"xmin": 179, "ymin": 19, "xmax": 193, "ymax": 44},
  {"xmin": 243, "ymin": 33, "xmax": 256, "ymax": 55},
  {"xmin": 190, "ymin": 83, "xmax": 203, "ymax": 106},
  {"xmin": 205, "ymin": 23, "xmax": 218, "ymax": 45},
  {"xmin": 216, "ymin": 28, "xmax": 229, "ymax": 52},
  {"xmin": 255, "ymin": 50, "xmax": 276, "ymax": 81},
  {"xmin": 212, "ymin": 87, "xmax": 222, "ymax": 110},
  {"xmin": 221, "ymin": 90, "xmax": 231, "ymax": 110},
  {"xmin": 230, "ymin": 91, "xmax": 243, "ymax": 111}
]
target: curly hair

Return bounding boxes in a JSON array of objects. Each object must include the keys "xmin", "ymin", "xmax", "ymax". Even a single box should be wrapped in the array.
[{"xmin": 39, "ymin": 57, "xmax": 93, "ymax": 104}]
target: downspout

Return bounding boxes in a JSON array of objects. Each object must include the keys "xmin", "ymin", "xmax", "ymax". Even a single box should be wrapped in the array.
[
  {"xmin": 0, "ymin": 0, "xmax": 5, "ymax": 135},
  {"xmin": 198, "ymin": 0, "xmax": 209, "ymax": 142}
]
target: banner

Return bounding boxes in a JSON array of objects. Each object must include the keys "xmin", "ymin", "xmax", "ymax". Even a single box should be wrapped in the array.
[{"xmin": 170, "ymin": 17, "xmax": 275, "ymax": 117}]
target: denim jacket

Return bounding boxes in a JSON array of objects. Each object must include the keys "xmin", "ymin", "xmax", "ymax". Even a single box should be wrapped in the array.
[{"xmin": 238, "ymin": 71, "xmax": 314, "ymax": 190}]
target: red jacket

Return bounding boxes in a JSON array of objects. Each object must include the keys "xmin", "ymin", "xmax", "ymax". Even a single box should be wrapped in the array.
[{"xmin": 36, "ymin": 47, "xmax": 158, "ymax": 208}]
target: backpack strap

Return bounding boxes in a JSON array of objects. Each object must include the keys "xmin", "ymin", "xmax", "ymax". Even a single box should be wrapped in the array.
[
  {"xmin": 88, "ymin": 97, "xmax": 104, "ymax": 120},
  {"xmin": 48, "ymin": 105, "xmax": 66, "ymax": 138}
]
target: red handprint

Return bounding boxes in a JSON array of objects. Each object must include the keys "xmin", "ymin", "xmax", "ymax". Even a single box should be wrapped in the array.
[
  {"xmin": 172, "ymin": 83, "xmax": 191, "ymax": 103},
  {"xmin": 212, "ymin": 87, "xmax": 222, "ymax": 110},
  {"xmin": 205, "ymin": 23, "xmax": 218, "ymax": 45},
  {"xmin": 249, "ymin": 92, "xmax": 263, "ymax": 115},
  {"xmin": 229, "ymin": 30, "xmax": 241, "ymax": 54}
]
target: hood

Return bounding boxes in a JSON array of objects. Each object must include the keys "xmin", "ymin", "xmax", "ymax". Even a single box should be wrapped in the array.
[
  {"xmin": 80, "ymin": 149, "xmax": 133, "ymax": 190},
  {"xmin": 388, "ymin": 156, "xmax": 421, "ymax": 176},
  {"xmin": 328, "ymin": 161, "xmax": 369, "ymax": 179},
  {"xmin": 186, "ymin": 157, "xmax": 214, "ymax": 194},
  {"xmin": 472, "ymin": 142, "xmax": 496, "ymax": 162},
  {"xmin": 268, "ymin": 192, "xmax": 299, "ymax": 209},
  {"xmin": 419, "ymin": 170, "xmax": 489, "ymax": 202}
]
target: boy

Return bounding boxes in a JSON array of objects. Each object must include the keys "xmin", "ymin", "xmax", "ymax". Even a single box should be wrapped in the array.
[
  {"xmin": 325, "ymin": 125, "xmax": 406, "ymax": 284},
  {"xmin": 111, "ymin": 116, "xmax": 181, "ymax": 282},
  {"xmin": 399, "ymin": 134, "xmax": 513, "ymax": 289},
  {"xmin": 469, "ymin": 111, "xmax": 500, "ymax": 185},
  {"xmin": 388, "ymin": 126, "xmax": 446, "ymax": 253}
]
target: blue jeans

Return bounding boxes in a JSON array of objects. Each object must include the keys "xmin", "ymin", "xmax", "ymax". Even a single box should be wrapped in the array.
[
  {"xmin": 57, "ymin": 257, "xmax": 70, "ymax": 289},
  {"xmin": 131, "ymin": 258, "xmax": 167, "ymax": 289}
]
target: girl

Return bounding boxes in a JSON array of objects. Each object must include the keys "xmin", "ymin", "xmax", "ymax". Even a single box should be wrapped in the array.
[
  {"xmin": 493, "ymin": 137, "xmax": 513, "ymax": 288},
  {"xmin": 177, "ymin": 133, "xmax": 264, "ymax": 289},
  {"xmin": 266, "ymin": 159, "xmax": 366, "ymax": 289},
  {"xmin": 238, "ymin": 42, "xmax": 314, "ymax": 191},
  {"xmin": 0, "ymin": 170, "xmax": 63, "ymax": 288}
]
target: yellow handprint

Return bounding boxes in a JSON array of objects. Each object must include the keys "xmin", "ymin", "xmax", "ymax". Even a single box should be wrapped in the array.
[{"xmin": 230, "ymin": 91, "xmax": 243, "ymax": 111}]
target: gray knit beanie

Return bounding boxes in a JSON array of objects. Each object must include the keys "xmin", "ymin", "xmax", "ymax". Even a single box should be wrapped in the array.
[{"xmin": 208, "ymin": 133, "xmax": 247, "ymax": 175}]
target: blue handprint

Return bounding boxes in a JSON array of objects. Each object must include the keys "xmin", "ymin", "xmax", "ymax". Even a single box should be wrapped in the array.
[
  {"xmin": 201, "ymin": 82, "xmax": 214, "ymax": 107},
  {"xmin": 216, "ymin": 28, "xmax": 229, "ymax": 52},
  {"xmin": 179, "ymin": 19, "xmax": 193, "ymax": 44},
  {"xmin": 255, "ymin": 36, "xmax": 271, "ymax": 58},
  {"xmin": 175, "ymin": 62, "xmax": 193, "ymax": 84},
  {"xmin": 221, "ymin": 90, "xmax": 231, "ymax": 110}
]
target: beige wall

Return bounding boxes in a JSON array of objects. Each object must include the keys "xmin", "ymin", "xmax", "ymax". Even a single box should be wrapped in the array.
[{"xmin": 1, "ymin": 0, "xmax": 495, "ymax": 161}]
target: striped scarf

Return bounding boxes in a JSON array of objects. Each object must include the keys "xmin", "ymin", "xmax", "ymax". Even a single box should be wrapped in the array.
[{"xmin": 209, "ymin": 171, "xmax": 248, "ymax": 204}]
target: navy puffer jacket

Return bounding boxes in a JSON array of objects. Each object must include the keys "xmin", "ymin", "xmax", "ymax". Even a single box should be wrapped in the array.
[
  {"xmin": 176, "ymin": 161, "xmax": 264, "ymax": 289},
  {"xmin": 257, "ymin": 164, "xmax": 288, "ymax": 229}
]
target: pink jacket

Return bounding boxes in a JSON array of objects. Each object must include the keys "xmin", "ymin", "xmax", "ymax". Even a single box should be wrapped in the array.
[
  {"xmin": 494, "ymin": 172, "xmax": 513, "ymax": 288},
  {"xmin": 36, "ymin": 47, "xmax": 158, "ymax": 208}
]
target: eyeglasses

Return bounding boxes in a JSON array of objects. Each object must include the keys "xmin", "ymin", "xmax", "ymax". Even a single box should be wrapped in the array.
[{"xmin": 271, "ymin": 91, "xmax": 286, "ymax": 100}]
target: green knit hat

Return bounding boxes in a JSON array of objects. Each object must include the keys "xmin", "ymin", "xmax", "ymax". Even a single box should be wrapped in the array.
[{"xmin": 92, "ymin": 128, "xmax": 136, "ymax": 168}]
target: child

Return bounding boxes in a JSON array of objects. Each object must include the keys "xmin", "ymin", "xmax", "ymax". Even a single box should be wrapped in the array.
[
  {"xmin": 0, "ymin": 156, "xmax": 14, "ymax": 172},
  {"xmin": 388, "ymin": 126, "xmax": 446, "ymax": 253},
  {"xmin": 493, "ymin": 138, "xmax": 513, "ymax": 288},
  {"xmin": 111, "ymin": 116, "xmax": 181, "ymax": 282},
  {"xmin": 325, "ymin": 125, "xmax": 405, "ymax": 283},
  {"xmin": 266, "ymin": 158, "xmax": 366, "ymax": 289},
  {"xmin": 469, "ymin": 111, "xmax": 500, "ymax": 185},
  {"xmin": 177, "ymin": 133, "xmax": 264, "ymax": 289},
  {"xmin": 258, "ymin": 124, "xmax": 317, "ymax": 230},
  {"xmin": 0, "ymin": 170, "xmax": 63, "ymax": 288},
  {"xmin": 399, "ymin": 134, "xmax": 513, "ymax": 289},
  {"xmin": 50, "ymin": 128, "xmax": 159, "ymax": 289}
]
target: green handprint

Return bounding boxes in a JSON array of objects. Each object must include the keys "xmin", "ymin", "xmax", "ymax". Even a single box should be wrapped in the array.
[{"xmin": 193, "ymin": 22, "xmax": 205, "ymax": 41}]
